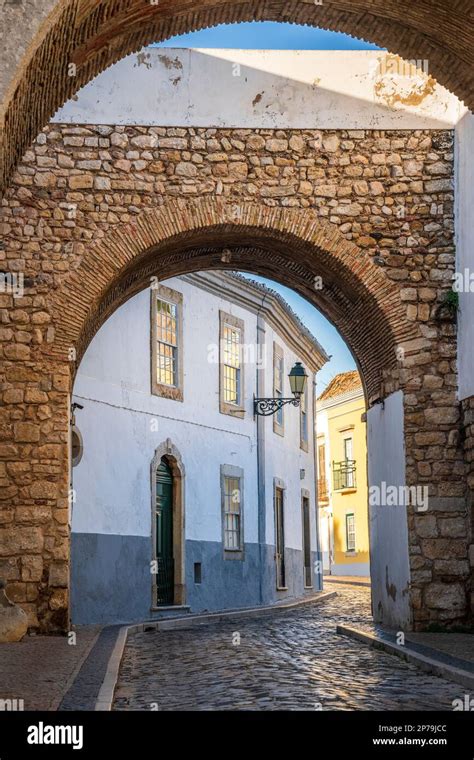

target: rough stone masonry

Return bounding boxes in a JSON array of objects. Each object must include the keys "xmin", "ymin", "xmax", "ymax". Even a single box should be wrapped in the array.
[
  {"xmin": 0, "ymin": 123, "xmax": 471, "ymax": 631},
  {"xmin": 2, "ymin": 0, "xmax": 474, "ymax": 191}
]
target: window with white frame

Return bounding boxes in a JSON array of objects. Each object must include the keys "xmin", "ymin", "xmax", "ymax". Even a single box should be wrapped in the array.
[
  {"xmin": 156, "ymin": 299, "xmax": 178, "ymax": 386},
  {"xmin": 273, "ymin": 344, "xmax": 284, "ymax": 434},
  {"xmin": 219, "ymin": 312, "xmax": 245, "ymax": 418},
  {"xmin": 151, "ymin": 286, "xmax": 183, "ymax": 401},
  {"xmin": 300, "ymin": 384, "xmax": 309, "ymax": 449},
  {"xmin": 346, "ymin": 513, "xmax": 356, "ymax": 552},
  {"xmin": 223, "ymin": 476, "xmax": 241, "ymax": 550},
  {"xmin": 223, "ymin": 324, "xmax": 241, "ymax": 405},
  {"xmin": 221, "ymin": 464, "xmax": 244, "ymax": 559},
  {"xmin": 318, "ymin": 441, "xmax": 329, "ymax": 501}
]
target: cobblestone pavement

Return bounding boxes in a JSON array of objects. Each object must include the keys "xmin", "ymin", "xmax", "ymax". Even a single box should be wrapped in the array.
[{"xmin": 113, "ymin": 585, "xmax": 464, "ymax": 711}]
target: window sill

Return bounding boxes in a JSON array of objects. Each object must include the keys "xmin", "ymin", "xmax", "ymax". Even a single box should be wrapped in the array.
[
  {"xmin": 220, "ymin": 403, "xmax": 245, "ymax": 419},
  {"xmin": 151, "ymin": 384, "xmax": 183, "ymax": 402},
  {"xmin": 276, "ymin": 586, "xmax": 289, "ymax": 592},
  {"xmin": 224, "ymin": 550, "xmax": 244, "ymax": 561},
  {"xmin": 340, "ymin": 487, "xmax": 357, "ymax": 495}
]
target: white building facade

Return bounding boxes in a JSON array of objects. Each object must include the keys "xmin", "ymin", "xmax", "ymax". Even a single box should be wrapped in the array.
[{"xmin": 70, "ymin": 272, "xmax": 327, "ymax": 624}]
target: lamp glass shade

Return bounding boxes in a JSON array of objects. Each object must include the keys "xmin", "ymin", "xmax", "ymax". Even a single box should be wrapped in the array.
[{"xmin": 289, "ymin": 362, "xmax": 308, "ymax": 397}]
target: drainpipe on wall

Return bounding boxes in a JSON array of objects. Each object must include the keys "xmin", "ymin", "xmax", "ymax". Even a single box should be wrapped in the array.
[
  {"xmin": 313, "ymin": 376, "xmax": 323, "ymax": 591},
  {"xmin": 256, "ymin": 296, "xmax": 269, "ymax": 606}
]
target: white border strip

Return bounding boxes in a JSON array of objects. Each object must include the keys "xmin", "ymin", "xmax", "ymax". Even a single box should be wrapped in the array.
[
  {"xmin": 95, "ymin": 626, "xmax": 128, "ymax": 711},
  {"xmin": 337, "ymin": 624, "xmax": 474, "ymax": 690}
]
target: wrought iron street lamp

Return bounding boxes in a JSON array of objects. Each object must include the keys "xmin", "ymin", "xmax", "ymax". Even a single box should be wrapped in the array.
[{"xmin": 254, "ymin": 361, "xmax": 308, "ymax": 416}]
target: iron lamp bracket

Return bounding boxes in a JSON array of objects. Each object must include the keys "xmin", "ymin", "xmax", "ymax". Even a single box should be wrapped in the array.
[{"xmin": 254, "ymin": 396, "xmax": 301, "ymax": 416}]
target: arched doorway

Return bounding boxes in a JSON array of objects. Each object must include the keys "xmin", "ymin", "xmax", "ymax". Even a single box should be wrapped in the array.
[
  {"xmin": 1, "ymin": 1, "xmax": 473, "ymax": 190},
  {"xmin": 155, "ymin": 458, "xmax": 174, "ymax": 606},
  {"xmin": 151, "ymin": 441, "xmax": 186, "ymax": 609}
]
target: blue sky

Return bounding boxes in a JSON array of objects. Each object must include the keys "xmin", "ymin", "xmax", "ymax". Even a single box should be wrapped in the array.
[
  {"xmin": 240, "ymin": 275, "xmax": 356, "ymax": 393},
  {"xmin": 158, "ymin": 21, "xmax": 381, "ymax": 51},
  {"xmin": 158, "ymin": 23, "xmax": 377, "ymax": 390}
]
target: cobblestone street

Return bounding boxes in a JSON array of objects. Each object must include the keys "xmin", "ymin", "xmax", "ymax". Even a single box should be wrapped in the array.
[{"xmin": 113, "ymin": 585, "xmax": 463, "ymax": 711}]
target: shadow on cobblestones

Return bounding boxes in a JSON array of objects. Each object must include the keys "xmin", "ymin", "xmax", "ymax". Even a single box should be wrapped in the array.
[{"xmin": 113, "ymin": 585, "xmax": 463, "ymax": 711}]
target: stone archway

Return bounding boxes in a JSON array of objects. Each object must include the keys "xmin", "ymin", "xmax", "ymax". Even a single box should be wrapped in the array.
[
  {"xmin": 1, "ymin": 0, "xmax": 473, "ymax": 190},
  {"xmin": 0, "ymin": 187, "xmax": 469, "ymax": 632},
  {"xmin": 53, "ymin": 198, "xmax": 412, "ymax": 405},
  {"xmin": 150, "ymin": 439, "xmax": 186, "ymax": 608}
]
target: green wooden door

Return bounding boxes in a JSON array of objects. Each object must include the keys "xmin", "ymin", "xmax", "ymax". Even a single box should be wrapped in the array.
[{"xmin": 155, "ymin": 458, "xmax": 174, "ymax": 605}]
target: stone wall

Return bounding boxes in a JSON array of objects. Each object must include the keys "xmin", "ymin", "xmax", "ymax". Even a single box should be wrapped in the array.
[
  {"xmin": 5, "ymin": 123, "xmax": 458, "ymax": 402},
  {"xmin": 0, "ymin": 123, "xmax": 470, "ymax": 630},
  {"xmin": 2, "ymin": 0, "xmax": 474, "ymax": 191}
]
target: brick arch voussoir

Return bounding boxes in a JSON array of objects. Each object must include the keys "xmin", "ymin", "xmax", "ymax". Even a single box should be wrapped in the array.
[
  {"xmin": 2, "ymin": 0, "xmax": 473, "ymax": 192},
  {"xmin": 48, "ymin": 199, "xmax": 412, "ymax": 403}
]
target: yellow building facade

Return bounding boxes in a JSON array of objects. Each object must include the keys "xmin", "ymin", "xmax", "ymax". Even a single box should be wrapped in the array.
[{"xmin": 316, "ymin": 371, "xmax": 370, "ymax": 577}]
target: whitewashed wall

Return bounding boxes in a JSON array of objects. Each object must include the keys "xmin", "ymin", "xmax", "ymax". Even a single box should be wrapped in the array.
[
  {"xmin": 261, "ymin": 320, "xmax": 317, "ymax": 553},
  {"xmin": 71, "ymin": 274, "xmax": 320, "ymax": 621},
  {"xmin": 455, "ymin": 111, "xmax": 474, "ymax": 400},
  {"xmin": 315, "ymin": 408, "xmax": 331, "ymax": 572},
  {"xmin": 72, "ymin": 275, "xmax": 317, "ymax": 550},
  {"xmin": 54, "ymin": 49, "xmax": 465, "ymax": 129},
  {"xmin": 367, "ymin": 391, "xmax": 411, "ymax": 629},
  {"xmin": 72, "ymin": 279, "xmax": 260, "ymax": 543}
]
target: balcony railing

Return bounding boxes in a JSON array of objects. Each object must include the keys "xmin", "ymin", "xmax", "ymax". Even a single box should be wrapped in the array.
[
  {"xmin": 333, "ymin": 460, "xmax": 357, "ymax": 491},
  {"xmin": 317, "ymin": 477, "xmax": 329, "ymax": 502}
]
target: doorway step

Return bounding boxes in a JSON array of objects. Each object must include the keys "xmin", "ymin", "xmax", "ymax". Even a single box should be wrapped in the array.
[{"xmin": 148, "ymin": 605, "xmax": 191, "ymax": 621}]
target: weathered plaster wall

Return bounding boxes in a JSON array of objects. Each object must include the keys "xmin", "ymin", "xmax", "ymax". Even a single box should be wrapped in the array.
[
  {"xmin": 455, "ymin": 111, "xmax": 474, "ymax": 401},
  {"xmin": 0, "ymin": 0, "xmax": 57, "ymax": 106},
  {"xmin": 53, "ymin": 49, "xmax": 467, "ymax": 130},
  {"xmin": 367, "ymin": 391, "xmax": 411, "ymax": 629},
  {"xmin": 453, "ymin": 112, "xmax": 474, "ymax": 619}
]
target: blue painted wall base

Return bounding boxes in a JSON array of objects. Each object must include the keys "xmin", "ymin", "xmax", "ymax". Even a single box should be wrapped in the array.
[{"xmin": 71, "ymin": 532, "xmax": 318, "ymax": 624}]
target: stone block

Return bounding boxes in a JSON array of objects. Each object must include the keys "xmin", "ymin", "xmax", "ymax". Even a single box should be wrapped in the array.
[{"xmin": 424, "ymin": 583, "xmax": 466, "ymax": 610}]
